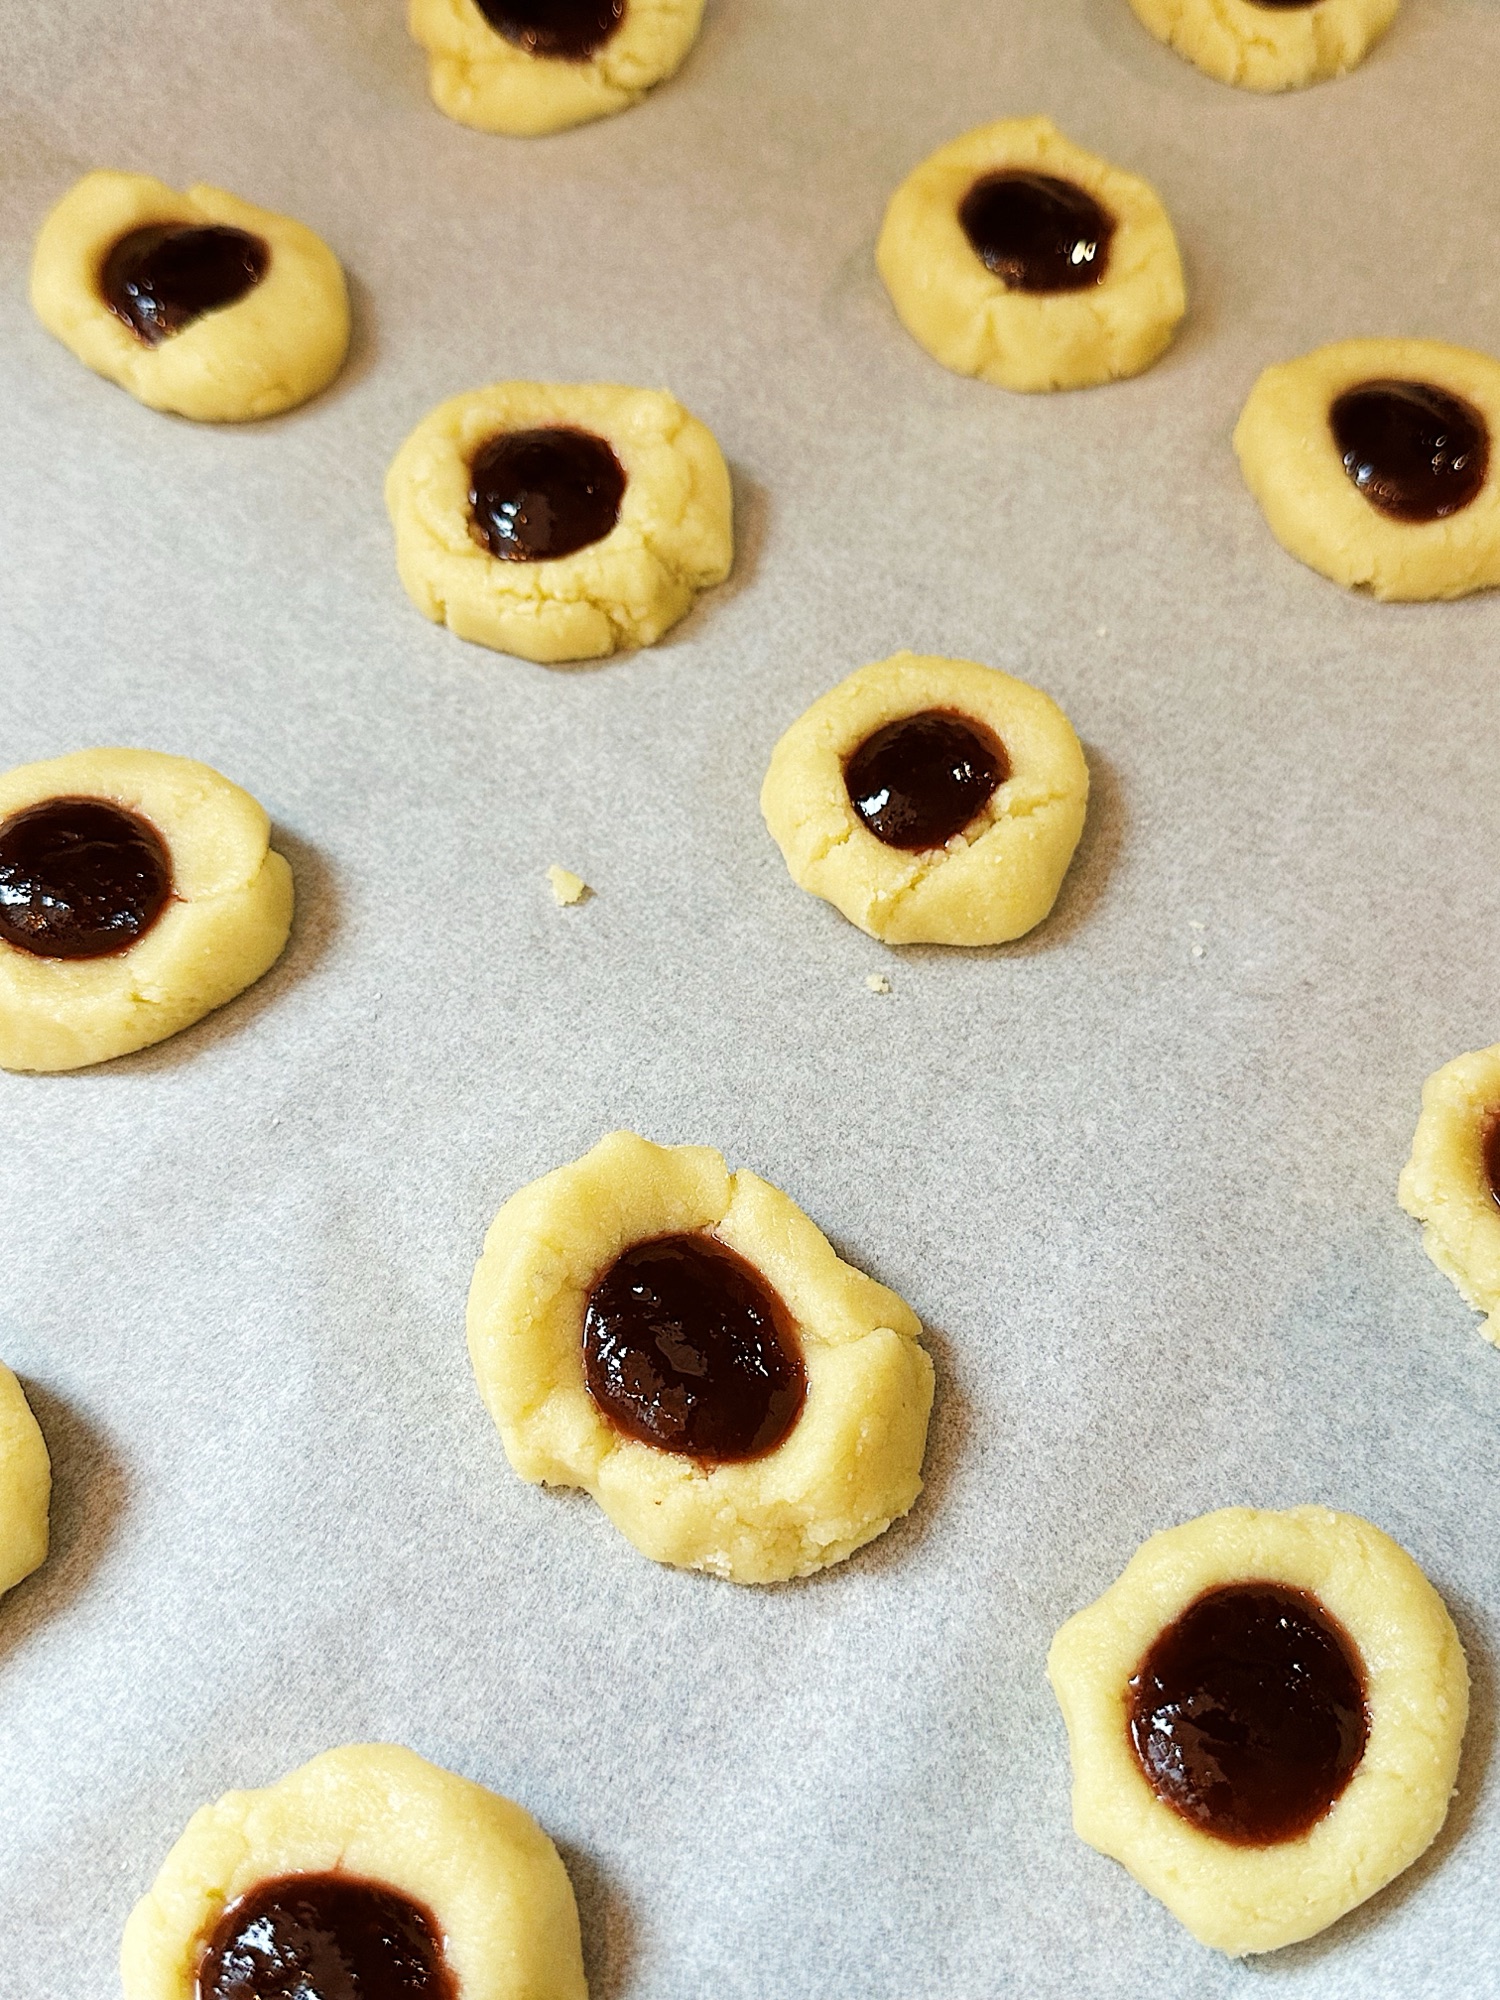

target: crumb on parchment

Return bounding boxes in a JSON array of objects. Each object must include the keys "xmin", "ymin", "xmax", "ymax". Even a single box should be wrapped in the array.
[
  {"xmin": 547, "ymin": 865, "xmax": 591, "ymax": 907},
  {"xmin": 866, "ymin": 973, "xmax": 892, "ymax": 995}
]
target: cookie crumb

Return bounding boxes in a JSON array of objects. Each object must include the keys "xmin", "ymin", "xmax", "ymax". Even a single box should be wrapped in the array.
[
  {"xmin": 547, "ymin": 865, "xmax": 591, "ymax": 907},
  {"xmin": 1191, "ymin": 943, "xmax": 1205, "ymax": 960},
  {"xmin": 866, "ymin": 973, "xmax": 892, "ymax": 995}
]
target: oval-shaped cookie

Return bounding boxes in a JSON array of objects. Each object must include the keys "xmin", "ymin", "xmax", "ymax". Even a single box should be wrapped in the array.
[
  {"xmin": 1127, "ymin": 0, "xmax": 1399, "ymax": 92},
  {"xmin": 0, "ymin": 1364, "xmax": 50, "ymax": 1602}
]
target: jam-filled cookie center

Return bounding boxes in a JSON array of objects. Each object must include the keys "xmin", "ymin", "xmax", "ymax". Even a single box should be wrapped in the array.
[
  {"xmin": 1482, "ymin": 1112, "xmax": 1500, "ymax": 1210},
  {"xmin": 1127, "ymin": 1581, "xmax": 1369, "ymax": 1847},
  {"xmin": 844, "ymin": 710, "xmax": 1009, "ymax": 851},
  {"xmin": 1330, "ymin": 380, "xmax": 1489, "ymax": 522},
  {"xmin": 469, "ymin": 427, "xmax": 627, "ymax": 562},
  {"xmin": 473, "ymin": 0, "xmax": 625, "ymax": 60},
  {"xmin": 101, "ymin": 224, "xmax": 269, "ymax": 346},
  {"xmin": 958, "ymin": 172, "xmax": 1115, "ymax": 293},
  {"xmin": 0, "ymin": 796, "xmax": 172, "ymax": 961},
  {"xmin": 196, "ymin": 1871, "xmax": 456, "ymax": 2000},
  {"xmin": 583, "ymin": 1233, "xmax": 807, "ymax": 1462}
]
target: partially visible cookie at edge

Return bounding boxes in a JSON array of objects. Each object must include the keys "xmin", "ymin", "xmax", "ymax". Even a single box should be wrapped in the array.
[{"xmin": 1127, "ymin": 0, "xmax": 1399, "ymax": 93}]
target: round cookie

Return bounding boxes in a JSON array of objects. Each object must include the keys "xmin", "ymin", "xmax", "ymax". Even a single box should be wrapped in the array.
[
  {"xmin": 760, "ymin": 653, "xmax": 1088, "ymax": 948},
  {"xmin": 1234, "ymin": 338, "xmax": 1500, "ymax": 600},
  {"xmin": 1127, "ymin": 0, "xmax": 1399, "ymax": 92},
  {"xmin": 1048, "ymin": 1506, "xmax": 1468, "ymax": 1956},
  {"xmin": 387, "ymin": 380, "xmax": 733, "ymax": 663},
  {"xmin": 120, "ymin": 1742, "xmax": 587, "ymax": 2000},
  {"xmin": 30, "ymin": 172, "xmax": 349, "ymax": 422},
  {"xmin": 1398, "ymin": 1041, "xmax": 1500, "ymax": 1342},
  {"xmin": 0, "ymin": 749, "xmax": 294, "ymax": 1073},
  {"xmin": 0, "ymin": 1364, "xmax": 50, "ymax": 1602},
  {"xmin": 408, "ymin": 0, "xmax": 706, "ymax": 135},
  {"xmin": 876, "ymin": 117, "xmax": 1185, "ymax": 393},
  {"xmin": 466, "ymin": 1130, "xmax": 935, "ymax": 1583}
]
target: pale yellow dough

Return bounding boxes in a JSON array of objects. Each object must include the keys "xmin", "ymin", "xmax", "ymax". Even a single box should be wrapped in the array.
[
  {"xmin": 1128, "ymin": 0, "xmax": 1398, "ymax": 91},
  {"xmin": 120, "ymin": 1743, "xmax": 587, "ymax": 2000},
  {"xmin": 466, "ymin": 1130, "xmax": 935, "ymax": 1583},
  {"xmin": 30, "ymin": 172, "xmax": 349, "ymax": 423},
  {"xmin": 876, "ymin": 118, "xmax": 1185, "ymax": 393},
  {"xmin": 387, "ymin": 381, "xmax": 733, "ymax": 664},
  {"xmin": 0, "ymin": 749, "xmax": 293, "ymax": 1073},
  {"xmin": 0, "ymin": 1364, "xmax": 50, "ymax": 1601},
  {"xmin": 1048, "ymin": 1506, "xmax": 1468, "ymax": 1956},
  {"xmin": 760, "ymin": 653, "xmax": 1088, "ymax": 947},
  {"xmin": 409, "ymin": 0, "xmax": 705, "ymax": 133},
  {"xmin": 1399, "ymin": 1042, "xmax": 1500, "ymax": 1341},
  {"xmin": 1234, "ymin": 339, "xmax": 1500, "ymax": 600}
]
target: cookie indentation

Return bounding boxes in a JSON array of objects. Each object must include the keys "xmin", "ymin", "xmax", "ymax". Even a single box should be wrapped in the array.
[
  {"xmin": 958, "ymin": 172, "xmax": 1113, "ymax": 293},
  {"xmin": 469, "ymin": 427, "xmax": 627, "ymax": 562},
  {"xmin": 1331, "ymin": 380, "xmax": 1488, "ymax": 522},
  {"xmin": 845, "ymin": 711, "xmax": 1008, "ymax": 850},
  {"xmin": 198, "ymin": 1873, "xmax": 456, "ymax": 2000},
  {"xmin": 1128, "ymin": 1582, "xmax": 1368, "ymax": 1846},
  {"xmin": 101, "ymin": 224, "xmax": 268, "ymax": 345},
  {"xmin": 0, "ymin": 797, "xmax": 171, "ymax": 961},
  {"xmin": 474, "ymin": 0, "xmax": 625, "ymax": 59}
]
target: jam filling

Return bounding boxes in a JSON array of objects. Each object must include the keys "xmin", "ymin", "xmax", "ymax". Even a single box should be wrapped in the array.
[
  {"xmin": 583, "ymin": 1233, "xmax": 806, "ymax": 1462},
  {"xmin": 196, "ymin": 1872, "xmax": 456, "ymax": 2000},
  {"xmin": 473, "ymin": 0, "xmax": 625, "ymax": 60},
  {"xmin": 1483, "ymin": 1112, "xmax": 1500, "ymax": 1209},
  {"xmin": 1330, "ymin": 379, "xmax": 1488, "ymax": 522},
  {"xmin": 844, "ymin": 710, "xmax": 1008, "ymax": 851},
  {"xmin": 0, "ymin": 797, "xmax": 172, "ymax": 960},
  {"xmin": 101, "ymin": 224, "xmax": 269, "ymax": 345},
  {"xmin": 469, "ymin": 427, "xmax": 627, "ymax": 562},
  {"xmin": 1127, "ymin": 1581, "xmax": 1369, "ymax": 1846},
  {"xmin": 958, "ymin": 171, "xmax": 1114, "ymax": 293}
]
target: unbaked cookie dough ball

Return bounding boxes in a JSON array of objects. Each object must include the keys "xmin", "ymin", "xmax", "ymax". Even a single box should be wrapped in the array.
[
  {"xmin": 760, "ymin": 653, "xmax": 1088, "ymax": 947},
  {"xmin": 1234, "ymin": 339, "xmax": 1500, "ymax": 600},
  {"xmin": 1048, "ymin": 1506, "xmax": 1468, "ymax": 1956},
  {"xmin": 876, "ymin": 118, "xmax": 1185, "ymax": 393},
  {"xmin": 30, "ymin": 172, "xmax": 349, "ymax": 423},
  {"xmin": 408, "ymin": 0, "xmax": 706, "ymax": 134},
  {"xmin": 387, "ymin": 380, "xmax": 733, "ymax": 663},
  {"xmin": 0, "ymin": 1364, "xmax": 50, "ymax": 1602},
  {"xmin": 1127, "ymin": 0, "xmax": 1398, "ymax": 92},
  {"xmin": 466, "ymin": 1130, "xmax": 934, "ymax": 1583},
  {"xmin": 0, "ymin": 749, "xmax": 294, "ymax": 1073},
  {"xmin": 120, "ymin": 1743, "xmax": 587, "ymax": 2000},
  {"xmin": 1398, "ymin": 1041, "xmax": 1500, "ymax": 1342}
]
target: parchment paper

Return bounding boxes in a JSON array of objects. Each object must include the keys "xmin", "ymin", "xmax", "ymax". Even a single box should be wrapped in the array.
[{"xmin": 4, "ymin": 2, "xmax": 1500, "ymax": 1994}]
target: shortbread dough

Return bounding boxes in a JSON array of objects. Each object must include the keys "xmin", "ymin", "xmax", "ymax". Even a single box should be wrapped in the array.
[
  {"xmin": 0, "ymin": 749, "xmax": 293, "ymax": 1073},
  {"xmin": 760, "ymin": 653, "xmax": 1089, "ymax": 947},
  {"xmin": 1234, "ymin": 338, "xmax": 1500, "ymax": 600},
  {"xmin": 409, "ymin": 0, "xmax": 706, "ymax": 133},
  {"xmin": 1128, "ymin": 0, "xmax": 1399, "ymax": 92},
  {"xmin": 466, "ymin": 1130, "xmax": 934, "ymax": 1583},
  {"xmin": 120, "ymin": 1743, "xmax": 587, "ymax": 2000},
  {"xmin": 1399, "ymin": 1042, "xmax": 1500, "ymax": 1342},
  {"xmin": 30, "ymin": 172, "xmax": 349, "ymax": 423},
  {"xmin": 0, "ymin": 1364, "xmax": 50, "ymax": 1602},
  {"xmin": 387, "ymin": 380, "xmax": 733, "ymax": 663},
  {"xmin": 876, "ymin": 118, "xmax": 1185, "ymax": 393},
  {"xmin": 1048, "ymin": 1506, "xmax": 1468, "ymax": 1956}
]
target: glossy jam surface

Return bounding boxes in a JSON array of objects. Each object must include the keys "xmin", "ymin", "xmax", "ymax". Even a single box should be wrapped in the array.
[
  {"xmin": 583, "ymin": 1234, "xmax": 806, "ymax": 1462},
  {"xmin": 197, "ymin": 1873, "xmax": 455, "ymax": 2000},
  {"xmin": 1128, "ymin": 1582, "xmax": 1369, "ymax": 1846},
  {"xmin": 101, "ymin": 224, "xmax": 269, "ymax": 345},
  {"xmin": 958, "ymin": 171, "xmax": 1114, "ymax": 293},
  {"xmin": 1330, "ymin": 379, "xmax": 1489, "ymax": 522},
  {"xmin": 844, "ymin": 710, "xmax": 1008, "ymax": 851},
  {"xmin": 473, "ymin": 0, "xmax": 625, "ymax": 59},
  {"xmin": 1484, "ymin": 1113, "xmax": 1500, "ymax": 1209},
  {"xmin": 469, "ymin": 427, "xmax": 627, "ymax": 562},
  {"xmin": 0, "ymin": 797, "xmax": 172, "ymax": 960}
]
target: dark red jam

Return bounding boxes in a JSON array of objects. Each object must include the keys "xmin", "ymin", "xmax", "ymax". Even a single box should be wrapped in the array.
[
  {"xmin": 0, "ymin": 797, "xmax": 172, "ymax": 960},
  {"xmin": 472, "ymin": 0, "xmax": 625, "ymax": 60},
  {"xmin": 196, "ymin": 1873, "xmax": 456, "ymax": 2000},
  {"xmin": 101, "ymin": 224, "xmax": 269, "ymax": 345},
  {"xmin": 1330, "ymin": 380, "xmax": 1488, "ymax": 522},
  {"xmin": 958, "ymin": 172, "xmax": 1114, "ymax": 293},
  {"xmin": 469, "ymin": 427, "xmax": 627, "ymax": 562},
  {"xmin": 844, "ymin": 710, "xmax": 1008, "ymax": 851}
]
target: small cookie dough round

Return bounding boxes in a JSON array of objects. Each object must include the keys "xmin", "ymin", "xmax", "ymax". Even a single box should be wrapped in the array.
[
  {"xmin": 387, "ymin": 379, "xmax": 733, "ymax": 663},
  {"xmin": 0, "ymin": 1364, "xmax": 50, "ymax": 1601},
  {"xmin": 0, "ymin": 749, "xmax": 294, "ymax": 1073},
  {"xmin": 466, "ymin": 1130, "xmax": 935, "ymax": 1583},
  {"xmin": 876, "ymin": 117, "xmax": 1185, "ymax": 393},
  {"xmin": 761, "ymin": 653, "xmax": 1088, "ymax": 947},
  {"xmin": 120, "ymin": 1742, "xmax": 587, "ymax": 2000},
  {"xmin": 1398, "ymin": 1041, "xmax": 1500, "ymax": 1342},
  {"xmin": 30, "ymin": 172, "xmax": 349, "ymax": 423},
  {"xmin": 1128, "ymin": 0, "xmax": 1398, "ymax": 92},
  {"xmin": 409, "ymin": 0, "xmax": 706, "ymax": 135},
  {"xmin": 1234, "ymin": 338, "xmax": 1500, "ymax": 600},
  {"xmin": 1048, "ymin": 1506, "xmax": 1468, "ymax": 1956}
]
